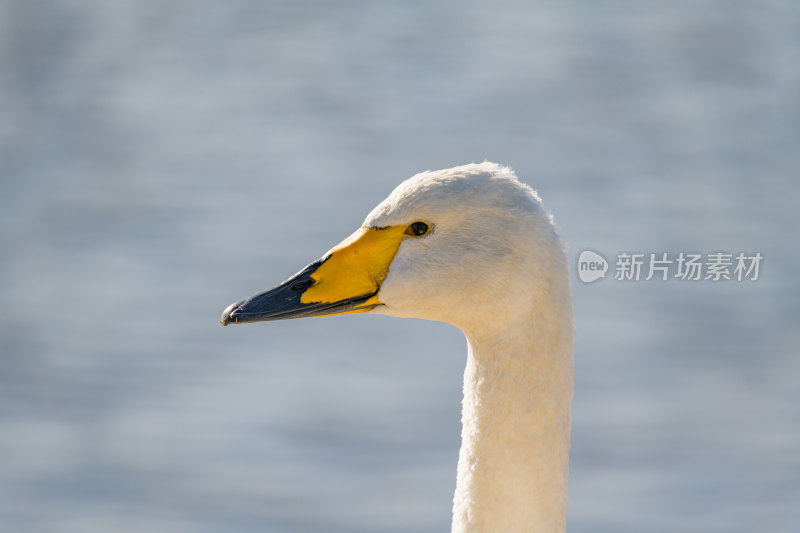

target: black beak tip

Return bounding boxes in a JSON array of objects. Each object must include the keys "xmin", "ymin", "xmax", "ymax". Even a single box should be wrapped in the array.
[{"xmin": 220, "ymin": 301, "xmax": 242, "ymax": 326}]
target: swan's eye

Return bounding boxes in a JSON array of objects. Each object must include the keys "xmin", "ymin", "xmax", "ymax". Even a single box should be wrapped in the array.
[{"xmin": 405, "ymin": 221, "xmax": 431, "ymax": 237}]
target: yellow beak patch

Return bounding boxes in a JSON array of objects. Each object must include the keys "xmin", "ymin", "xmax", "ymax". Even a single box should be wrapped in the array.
[{"xmin": 300, "ymin": 225, "xmax": 408, "ymax": 313}]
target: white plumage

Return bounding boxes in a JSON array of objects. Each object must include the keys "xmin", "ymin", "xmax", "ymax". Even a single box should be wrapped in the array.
[
  {"xmin": 222, "ymin": 162, "xmax": 574, "ymax": 532},
  {"xmin": 369, "ymin": 163, "xmax": 574, "ymax": 532}
]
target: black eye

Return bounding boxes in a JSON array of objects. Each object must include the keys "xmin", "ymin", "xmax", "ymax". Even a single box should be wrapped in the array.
[{"xmin": 405, "ymin": 221, "xmax": 430, "ymax": 237}]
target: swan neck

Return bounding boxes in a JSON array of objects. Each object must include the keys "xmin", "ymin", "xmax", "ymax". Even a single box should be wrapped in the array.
[{"xmin": 452, "ymin": 311, "xmax": 573, "ymax": 533}]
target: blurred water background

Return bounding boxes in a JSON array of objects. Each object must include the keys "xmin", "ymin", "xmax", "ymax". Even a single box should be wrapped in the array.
[{"xmin": 1, "ymin": 1, "xmax": 799, "ymax": 532}]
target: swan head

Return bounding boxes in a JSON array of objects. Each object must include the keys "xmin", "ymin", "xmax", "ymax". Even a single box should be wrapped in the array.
[{"xmin": 221, "ymin": 162, "xmax": 567, "ymax": 333}]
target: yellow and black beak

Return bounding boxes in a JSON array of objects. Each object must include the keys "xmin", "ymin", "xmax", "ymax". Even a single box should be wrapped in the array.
[
  {"xmin": 219, "ymin": 258, "xmax": 379, "ymax": 324},
  {"xmin": 220, "ymin": 225, "xmax": 409, "ymax": 326}
]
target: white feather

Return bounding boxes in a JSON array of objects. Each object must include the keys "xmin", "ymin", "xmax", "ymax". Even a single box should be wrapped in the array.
[{"xmin": 369, "ymin": 162, "xmax": 574, "ymax": 532}]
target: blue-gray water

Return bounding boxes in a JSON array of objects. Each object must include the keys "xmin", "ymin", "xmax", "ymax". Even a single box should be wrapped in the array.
[{"xmin": 1, "ymin": 2, "xmax": 798, "ymax": 532}]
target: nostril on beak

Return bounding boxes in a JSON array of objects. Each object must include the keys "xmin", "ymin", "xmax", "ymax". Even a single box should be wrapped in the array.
[{"xmin": 290, "ymin": 279, "xmax": 315, "ymax": 291}]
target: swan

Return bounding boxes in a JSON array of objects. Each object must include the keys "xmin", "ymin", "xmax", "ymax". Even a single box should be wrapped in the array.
[{"xmin": 220, "ymin": 162, "xmax": 574, "ymax": 532}]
